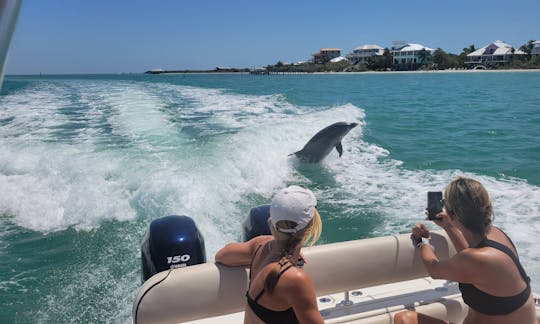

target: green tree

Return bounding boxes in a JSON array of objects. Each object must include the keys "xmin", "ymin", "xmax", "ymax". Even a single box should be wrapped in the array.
[
  {"xmin": 458, "ymin": 44, "xmax": 476, "ymax": 66},
  {"xmin": 465, "ymin": 44, "xmax": 476, "ymax": 54},
  {"xmin": 519, "ymin": 40, "xmax": 535, "ymax": 60},
  {"xmin": 417, "ymin": 48, "xmax": 431, "ymax": 64},
  {"xmin": 366, "ymin": 48, "xmax": 393, "ymax": 70},
  {"xmin": 432, "ymin": 48, "xmax": 446, "ymax": 68}
]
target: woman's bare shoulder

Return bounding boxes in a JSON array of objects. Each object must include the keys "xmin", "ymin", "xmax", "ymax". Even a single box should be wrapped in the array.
[
  {"xmin": 279, "ymin": 266, "xmax": 314, "ymax": 290},
  {"xmin": 249, "ymin": 235, "xmax": 274, "ymax": 247}
]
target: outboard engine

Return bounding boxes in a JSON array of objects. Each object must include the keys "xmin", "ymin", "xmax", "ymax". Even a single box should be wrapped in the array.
[
  {"xmin": 242, "ymin": 204, "xmax": 272, "ymax": 242},
  {"xmin": 141, "ymin": 215, "xmax": 206, "ymax": 282}
]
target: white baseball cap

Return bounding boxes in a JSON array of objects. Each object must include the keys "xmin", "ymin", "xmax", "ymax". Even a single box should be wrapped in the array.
[{"xmin": 270, "ymin": 186, "xmax": 317, "ymax": 233}]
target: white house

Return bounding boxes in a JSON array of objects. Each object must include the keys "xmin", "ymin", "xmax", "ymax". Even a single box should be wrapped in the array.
[
  {"xmin": 330, "ymin": 56, "xmax": 347, "ymax": 63},
  {"xmin": 391, "ymin": 43, "xmax": 434, "ymax": 65},
  {"xmin": 465, "ymin": 40, "xmax": 526, "ymax": 65},
  {"xmin": 346, "ymin": 44, "xmax": 384, "ymax": 64},
  {"xmin": 531, "ymin": 41, "xmax": 540, "ymax": 57}
]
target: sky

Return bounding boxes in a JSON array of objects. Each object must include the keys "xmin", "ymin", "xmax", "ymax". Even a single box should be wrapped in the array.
[{"xmin": 5, "ymin": 0, "xmax": 540, "ymax": 74}]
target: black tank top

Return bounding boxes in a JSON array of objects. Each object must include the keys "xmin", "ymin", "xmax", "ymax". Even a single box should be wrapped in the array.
[
  {"xmin": 245, "ymin": 245, "xmax": 300, "ymax": 324},
  {"xmin": 458, "ymin": 231, "xmax": 531, "ymax": 316}
]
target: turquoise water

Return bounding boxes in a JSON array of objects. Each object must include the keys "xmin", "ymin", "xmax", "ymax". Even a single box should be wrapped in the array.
[{"xmin": 1, "ymin": 71, "xmax": 539, "ymax": 323}]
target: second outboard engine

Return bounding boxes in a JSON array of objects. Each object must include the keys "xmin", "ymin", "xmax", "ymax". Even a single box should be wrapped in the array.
[
  {"xmin": 242, "ymin": 204, "xmax": 272, "ymax": 242},
  {"xmin": 141, "ymin": 215, "xmax": 206, "ymax": 282}
]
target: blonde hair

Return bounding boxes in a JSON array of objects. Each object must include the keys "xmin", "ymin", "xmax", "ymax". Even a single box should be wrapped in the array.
[
  {"xmin": 444, "ymin": 177, "xmax": 493, "ymax": 236},
  {"xmin": 301, "ymin": 208, "xmax": 322, "ymax": 247},
  {"xmin": 265, "ymin": 209, "xmax": 322, "ymax": 293}
]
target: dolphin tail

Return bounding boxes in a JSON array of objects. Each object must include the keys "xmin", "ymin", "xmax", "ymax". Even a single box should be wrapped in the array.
[{"xmin": 335, "ymin": 142, "xmax": 343, "ymax": 157}]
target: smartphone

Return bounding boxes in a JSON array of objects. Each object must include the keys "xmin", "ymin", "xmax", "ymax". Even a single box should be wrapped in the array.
[{"xmin": 427, "ymin": 191, "xmax": 443, "ymax": 220}]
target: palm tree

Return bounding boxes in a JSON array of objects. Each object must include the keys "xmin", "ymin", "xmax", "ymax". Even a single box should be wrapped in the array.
[
  {"xmin": 417, "ymin": 48, "xmax": 431, "ymax": 65},
  {"xmin": 461, "ymin": 44, "xmax": 476, "ymax": 56}
]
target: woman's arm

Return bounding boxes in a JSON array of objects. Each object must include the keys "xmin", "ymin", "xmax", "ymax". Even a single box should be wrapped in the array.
[
  {"xmin": 286, "ymin": 270, "xmax": 324, "ymax": 324},
  {"xmin": 433, "ymin": 212, "xmax": 468, "ymax": 251},
  {"xmin": 442, "ymin": 226, "xmax": 468, "ymax": 251},
  {"xmin": 412, "ymin": 220, "xmax": 485, "ymax": 284},
  {"xmin": 215, "ymin": 235, "xmax": 272, "ymax": 266},
  {"xmin": 421, "ymin": 246, "xmax": 485, "ymax": 283}
]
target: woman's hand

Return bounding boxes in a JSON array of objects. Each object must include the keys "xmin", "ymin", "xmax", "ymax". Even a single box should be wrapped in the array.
[
  {"xmin": 424, "ymin": 208, "xmax": 454, "ymax": 230},
  {"xmin": 432, "ymin": 211, "xmax": 454, "ymax": 230},
  {"xmin": 412, "ymin": 223, "xmax": 430, "ymax": 240}
]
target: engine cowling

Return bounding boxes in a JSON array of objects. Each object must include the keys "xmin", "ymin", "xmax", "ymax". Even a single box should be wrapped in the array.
[
  {"xmin": 141, "ymin": 215, "xmax": 206, "ymax": 282},
  {"xmin": 242, "ymin": 204, "xmax": 271, "ymax": 242}
]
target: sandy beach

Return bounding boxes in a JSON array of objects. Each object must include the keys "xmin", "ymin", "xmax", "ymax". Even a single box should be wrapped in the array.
[
  {"xmin": 309, "ymin": 69, "xmax": 540, "ymax": 75},
  {"xmin": 149, "ymin": 69, "xmax": 540, "ymax": 76}
]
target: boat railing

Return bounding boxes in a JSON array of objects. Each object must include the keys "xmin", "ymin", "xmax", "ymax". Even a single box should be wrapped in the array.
[{"xmin": 132, "ymin": 231, "xmax": 457, "ymax": 324}]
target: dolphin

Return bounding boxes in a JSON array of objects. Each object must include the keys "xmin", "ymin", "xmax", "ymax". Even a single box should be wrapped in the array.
[{"xmin": 290, "ymin": 122, "xmax": 359, "ymax": 163}]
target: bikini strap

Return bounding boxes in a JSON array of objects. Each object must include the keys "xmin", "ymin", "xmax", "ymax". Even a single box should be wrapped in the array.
[
  {"xmin": 253, "ymin": 264, "xmax": 295, "ymax": 302},
  {"xmin": 278, "ymin": 264, "xmax": 294, "ymax": 277},
  {"xmin": 483, "ymin": 239, "xmax": 530, "ymax": 284},
  {"xmin": 496, "ymin": 226, "xmax": 518, "ymax": 254}
]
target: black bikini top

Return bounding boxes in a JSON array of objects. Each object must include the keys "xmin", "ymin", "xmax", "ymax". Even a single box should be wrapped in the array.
[
  {"xmin": 245, "ymin": 244, "xmax": 300, "ymax": 324},
  {"xmin": 458, "ymin": 231, "xmax": 531, "ymax": 316}
]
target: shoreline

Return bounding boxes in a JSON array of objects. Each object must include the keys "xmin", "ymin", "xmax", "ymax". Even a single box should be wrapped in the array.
[
  {"xmin": 6, "ymin": 68, "xmax": 540, "ymax": 77},
  {"xmin": 312, "ymin": 68, "xmax": 540, "ymax": 75},
  {"xmin": 147, "ymin": 68, "xmax": 540, "ymax": 75}
]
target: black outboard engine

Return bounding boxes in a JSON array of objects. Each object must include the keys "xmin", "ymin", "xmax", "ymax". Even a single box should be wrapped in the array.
[
  {"xmin": 242, "ymin": 204, "xmax": 272, "ymax": 242},
  {"xmin": 141, "ymin": 215, "xmax": 206, "ymax": 282}
]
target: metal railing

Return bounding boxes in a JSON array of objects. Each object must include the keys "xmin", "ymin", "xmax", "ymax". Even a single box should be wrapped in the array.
[{"xmin": 0, "ymin": 0, "xmax": 23, "ymax": 89}]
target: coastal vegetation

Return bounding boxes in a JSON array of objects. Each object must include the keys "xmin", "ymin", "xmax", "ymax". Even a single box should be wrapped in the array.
[
  {"xmin": 145, "ymin": 40, "xmax": 539, "ymax": 74},
  {"xmin": 262, "ymin": 40, "xmax": 540, "ymax": 73},
  {"xmin": 146, "ymin": 67, "xmax": 250, "ymax": 74},
  {"xmin": 264, "ymin": 60, "xmax": 351, "ymax": 73}
]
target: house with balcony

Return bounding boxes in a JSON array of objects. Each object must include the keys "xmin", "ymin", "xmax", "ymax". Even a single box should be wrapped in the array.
[
  {"xmin": 312, "ymin": 48, "xmax": 341, "ymax": 64},
  {"xmin": 465, "ymin": 40, "xmax": 526, "ymax": 67},
  {"xmin": 346, "ymin": 44, "xmax": 384, "ymax": 64},
  {"xmin": 531, "ymin": 41, "xmax": 540, "ymax": 57},
  {"xmin": 390, "ymin": 43, "xmax": 433, "ymax": 70}
]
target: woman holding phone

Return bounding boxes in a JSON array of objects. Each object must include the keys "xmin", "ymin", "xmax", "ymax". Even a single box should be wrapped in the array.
[{"xmin": 394, "ymin": 177, "xmax": 537, "ymax": 324}]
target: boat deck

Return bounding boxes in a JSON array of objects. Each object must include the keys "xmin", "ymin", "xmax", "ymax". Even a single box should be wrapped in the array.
[
  {"xmin": 184, "ymin": 277, "xmax": 468, "ymax": 323},
  {"xmin": 133, "ymin": 233, "xmax": 540, "ymax": 324}
]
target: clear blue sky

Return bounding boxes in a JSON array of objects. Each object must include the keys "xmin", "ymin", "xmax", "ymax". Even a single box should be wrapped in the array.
[{"xmin": 6, "ymin": 0, "xmax": 540, "ymax": 74}]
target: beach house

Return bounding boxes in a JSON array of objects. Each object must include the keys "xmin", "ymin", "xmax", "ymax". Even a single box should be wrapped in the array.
[
  {"xmin": 312, "ymin": 48, "xmax": 341, "ymax": 64},
  {"xmin": 465, "ymin": 40, "xmax": 526, "ymax": 67},
  {"xmin": 346, "ymin": 44, "xmax": 384, "ymax": 64},
  {"xmin": 390, "ymin": 43, "xmax": 434, "ymax": 70},
  {"xmin": 532, "ymin": 41, "xmax": 540, "ymax": 57}
]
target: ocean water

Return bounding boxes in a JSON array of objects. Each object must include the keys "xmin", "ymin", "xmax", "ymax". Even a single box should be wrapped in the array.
[{"xmin": 0, "ymin": 71, "xmax": 539, "ymax": 323}]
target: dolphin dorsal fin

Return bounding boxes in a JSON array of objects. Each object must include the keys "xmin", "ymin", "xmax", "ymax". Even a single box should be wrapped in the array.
[{"xmin": 335, "ymin": 142, "xmax": 343, "ymax": 157}]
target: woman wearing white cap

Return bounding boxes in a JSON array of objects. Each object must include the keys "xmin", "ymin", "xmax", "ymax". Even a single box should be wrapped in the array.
[{"xmin": 216, "ymin": 185, "xmax": 324, "ymax": 324}]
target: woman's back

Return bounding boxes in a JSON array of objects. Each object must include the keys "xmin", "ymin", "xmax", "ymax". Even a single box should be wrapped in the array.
[
  {"xmin": 461, "ymin": 227, "xmax": 537, "ymax": 324},
  {"xmin": 243, "ymin": 239, "xmax": 323, "ymax": 324},
  {"xmin": 216, "ymin": 185, "xmax": 324, "ymax": 324},
  {"xmin": 244, "ymin": 241, "xmax": 301, "ymax": 323},
  {"xmin": 395, "ymin": 177, "xmax": 538, "ymax": 324}
]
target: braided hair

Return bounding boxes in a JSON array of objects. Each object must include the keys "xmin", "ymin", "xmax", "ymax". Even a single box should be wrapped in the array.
[{"xmin": 264, "ymin": 209, "xmax": 322, "ymax": 293}]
